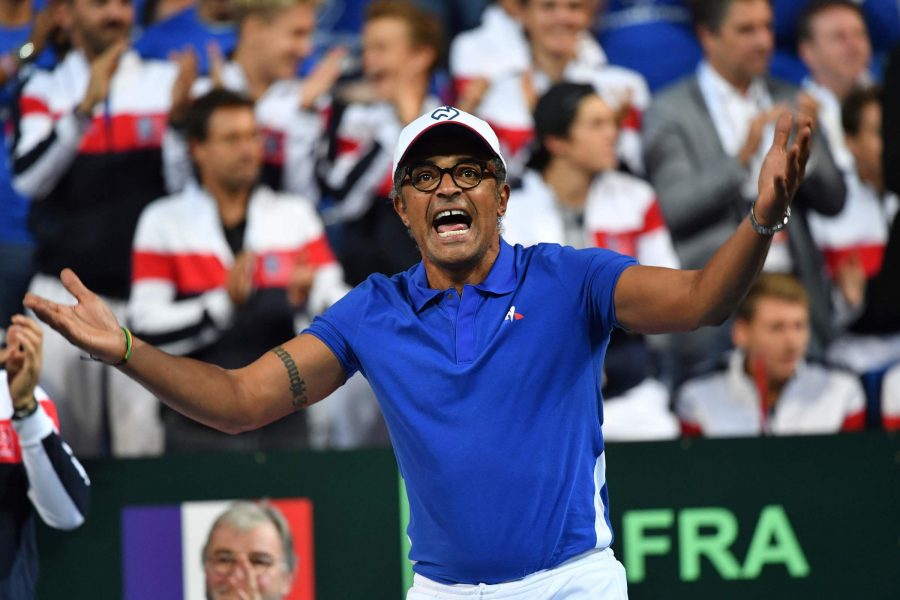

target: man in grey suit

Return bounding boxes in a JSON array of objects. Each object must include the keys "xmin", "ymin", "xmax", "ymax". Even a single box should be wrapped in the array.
[{"xmin": 643, "ymin": 0, "xmax": 846, "ymax": 381}]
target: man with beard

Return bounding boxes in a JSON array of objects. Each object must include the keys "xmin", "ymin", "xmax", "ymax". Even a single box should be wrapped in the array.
[
  {"xmin": 129, "ymin": 90, "xmax": 346, "ymax": 452},
  {"xmin": 677, "ymin": 273, "xmax": 865, "ymax": 436}
]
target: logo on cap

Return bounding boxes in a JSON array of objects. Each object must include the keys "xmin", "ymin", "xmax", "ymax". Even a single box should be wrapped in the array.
[{"xmin": 430, "ymin": 106, "xmax": 460, "ymax": 121}]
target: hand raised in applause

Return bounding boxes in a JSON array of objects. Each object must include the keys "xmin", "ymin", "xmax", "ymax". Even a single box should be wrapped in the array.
[
  {"xmin": 5, "ymin": 315, "xmax": 43, "ymax": 411},
  {"xmin": 168, "ymin": 46, "xmax": 199, "ymax": 126},
  {"xmin": 738, "ymin": 104, "xmax": 790, "ymax": 169},
  {"xmin": 299, "ymin": 46, "xmax": 347, "ymax": 111},
  {"xmin": 77, "ymin": 39, "xmax": 127, "ymax": 117},
  {"xmin": 227, "ymin": 252, "xmax": 256, "ymax": 307}
]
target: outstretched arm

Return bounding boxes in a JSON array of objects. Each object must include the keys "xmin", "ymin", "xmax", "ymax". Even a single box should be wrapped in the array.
[
  {"xmin": 615, "ymin": 113, "xmax": 811, "ymax": 334},
  {"xmin": 25, "ymin": 270, "xmax": 346, "ymax": 434}
]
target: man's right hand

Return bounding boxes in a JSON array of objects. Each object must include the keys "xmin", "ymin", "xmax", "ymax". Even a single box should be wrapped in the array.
[
  {"xmin": 28, "ymin": 0, "xmax": 65, "ymax": 59},
  {"xmin": 23, "ymin": 269, "xmax": 127, "ymax": 365},
  {"xmin": 227, "ymin": 252, "xmax": 256, "ymax": 307},
  {"xmin": 77, "ymin": 39, "xmax": 127, "ymax": 117},
  {"xmin": 168, "ymin": 47, "xmax": 199, "ymax": 126}
]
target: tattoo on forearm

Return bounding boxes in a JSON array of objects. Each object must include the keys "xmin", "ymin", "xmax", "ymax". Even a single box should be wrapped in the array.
[{"xmin": 271, "ymin": 345, "xmax": 308, "ymax": 409}]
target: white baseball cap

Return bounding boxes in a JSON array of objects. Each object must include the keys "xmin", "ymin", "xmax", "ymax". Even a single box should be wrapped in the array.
[{"xmin": 391, "ymin": 106, "xmax": 507, "ymax": 177}]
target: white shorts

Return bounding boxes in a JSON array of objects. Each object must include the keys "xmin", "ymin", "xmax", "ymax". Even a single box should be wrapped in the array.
[{"xmin": 406, "ymin": 548, "xmax": 628, "ymax": 599}]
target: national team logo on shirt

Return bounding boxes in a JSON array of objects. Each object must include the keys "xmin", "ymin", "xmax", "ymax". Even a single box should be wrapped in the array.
[
  {"xmin": 136, "ymin": 117, "xmax": 157, "ymax": 143},
  {"xmin": 264, "ymin": 254, "xmax": 281, "ymax": 274},
  {"xmin": 431, "ymin": 106, "xmax": 460, "ymax": 121},
  {"xmin": 264, "ymin": 131, "xmax": 281, "ymax": 155},
  {"xmin": 503, "ymin": 306, "xmax": 524, "ymax": 323}
]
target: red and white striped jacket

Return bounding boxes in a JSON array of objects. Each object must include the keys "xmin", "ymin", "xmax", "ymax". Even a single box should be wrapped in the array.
[
  {"xmin": 677, "ymin": 351, "xmax": 866, "ymax": 437},
  {"xmin": 808, "ymin": 172, "xmax": 899, "ymax": 280},
  {"xmin": 12, "ymin": 50, "xmax": 177, "ymax": 299},
  {"xmin": 504, "ymin": 169, "xmax": 679, "ymax": 269},
  {"xmin": 128, "ymin": 184, "xmax": 347, "ymax": 357}
]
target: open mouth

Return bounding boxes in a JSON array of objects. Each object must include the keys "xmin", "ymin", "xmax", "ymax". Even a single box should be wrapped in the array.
[{"xmin": 432, "ymin": 209, "xmax": 472, "ymax": 238}]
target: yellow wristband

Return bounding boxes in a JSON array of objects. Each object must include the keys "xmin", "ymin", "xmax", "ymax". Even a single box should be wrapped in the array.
[{"xmin": 113, "ymin": 326, "xmax": 133, "ymax": 366}]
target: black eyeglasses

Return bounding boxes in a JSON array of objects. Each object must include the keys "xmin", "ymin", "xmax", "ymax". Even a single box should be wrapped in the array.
[{"xmin": 402, "ymin": 160, "xmax": 494, "ymax": 192}]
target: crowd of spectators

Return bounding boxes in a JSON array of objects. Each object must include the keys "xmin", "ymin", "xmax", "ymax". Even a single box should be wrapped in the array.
[{"xmin": 0, "ymin": 0, "xmax": 899, "ymax": 458}]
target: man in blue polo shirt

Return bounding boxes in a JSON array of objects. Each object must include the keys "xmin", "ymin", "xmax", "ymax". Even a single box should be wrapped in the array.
[{"xmin": 24, "ymin": 104, "xmax": 810, "ymax": 595}]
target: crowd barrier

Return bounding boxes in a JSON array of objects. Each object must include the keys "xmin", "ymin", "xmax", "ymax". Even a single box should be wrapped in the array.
[{"xmin": 36, "ymin": 432, "xmax": 900, "ymax": 599}]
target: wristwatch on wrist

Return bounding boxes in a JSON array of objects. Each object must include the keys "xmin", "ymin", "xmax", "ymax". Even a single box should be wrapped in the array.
[
  {"xmin": 12, "ymin": 399, "xmax": 39, "ymax": 420},
  {"xmin": 749, "ymin": 202, "xmax": 791, "ymax": 236},
  {"xmin": 17, "ymin": 41, "xmax": 36, "ymax": 65}
]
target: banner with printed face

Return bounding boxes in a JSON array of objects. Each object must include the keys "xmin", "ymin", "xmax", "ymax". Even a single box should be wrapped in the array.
[{"xmin": 121, "ymin": 498, "xmax": 314, "ymax": 600}]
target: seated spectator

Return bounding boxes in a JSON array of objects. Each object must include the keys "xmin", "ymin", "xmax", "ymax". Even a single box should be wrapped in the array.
[
  {"xmin": 165, "ymin": 0, "xmax": 342, "ymax": 202},
  {"xmin": 504, "ymin": 83, "xmax": 679, "ymax": 441},
  {"xmin": 13, "ymin": 0, "xmax": 179, "ymax": 456},
  {"xmin": 882, "ymin": 363, "xmax": 900, "ymax": 430},
  {"xmin": 452, "ymin": 0, "xmax": 650, "ymax": 177},
  {"xmin": 1, "ymin": 315, "xmax": 90, "ymax": 597},
  {"xmin": 817, "ymin": 86, "xmax": 900, "ymax": 374},
  {"xmin": 771, "ymin": 0, "xmax": 900, "ymax": 84},
  {"xmin": 596, "ymin": 0, "xmax": 703, "ymax": 92},
  {"xmin": 798, "ymin": 0, "xmax": 874, "ymax": 174},
  {"xmin": 134, "ymin": 0, "xmax": 237, "ymax": 75},
  {"xmin": 841, "ymin": 45, "xmax": 900, "ymax": 341},
  {"xmin": 643, "ymin": 0, "xmax": 846, "ymax": 381},
  {"xmin": 677, "ymin": 274, "xmax": 866, "ymax": 437},
  {"xmin": 809, "ymin": 87, "xmax": 897, "ymax": 325},
  {"xmin": 316, "ymin": 0, "xmax": 442, "ymax": 285},
  {"xmin": 129, "ymin": 90, "xmax": 347, "ymax": 453}
]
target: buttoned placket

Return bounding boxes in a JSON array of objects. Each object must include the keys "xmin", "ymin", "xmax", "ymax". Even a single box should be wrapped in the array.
[{"xmin": 442, "ymin": 287, "xmax": 480, "ymax": 365}]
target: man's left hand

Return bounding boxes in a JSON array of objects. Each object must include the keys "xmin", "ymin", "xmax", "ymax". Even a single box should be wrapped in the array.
[{"xmin": 755, "ymin": 112, "xmax": 812, "ymax": 226}]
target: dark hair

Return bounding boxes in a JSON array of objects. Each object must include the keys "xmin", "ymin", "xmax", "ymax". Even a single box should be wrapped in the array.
[
  {"xmin": 527, "ymin": 82, "xmax": 595, "ymax": 172},
  {"xmin": 797, "ymin": 0, "xmax": 864, "ymax": 43},
  {"xmin": 842, "ymin": 85, "xmax": 881, "ymax": 136},
  {"xmin": 366, "ymin": 0, "xmax": 443, "ymax": 72},
  {"xmin": 689, "ymin": 0, "xmax": 771, "ymax": 33},
  {"xmin": 736, "ymin": 274, "xmax": 809, "ymax": 322},
  {"xmin": 183, "ymin": 88, "xmax": 255, "ymax": 143}
]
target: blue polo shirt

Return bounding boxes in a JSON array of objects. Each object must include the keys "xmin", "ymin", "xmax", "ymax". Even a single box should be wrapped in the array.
[{"xmin": 305, "ymin": 239, "xmax": 637, "ymax": 584}]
